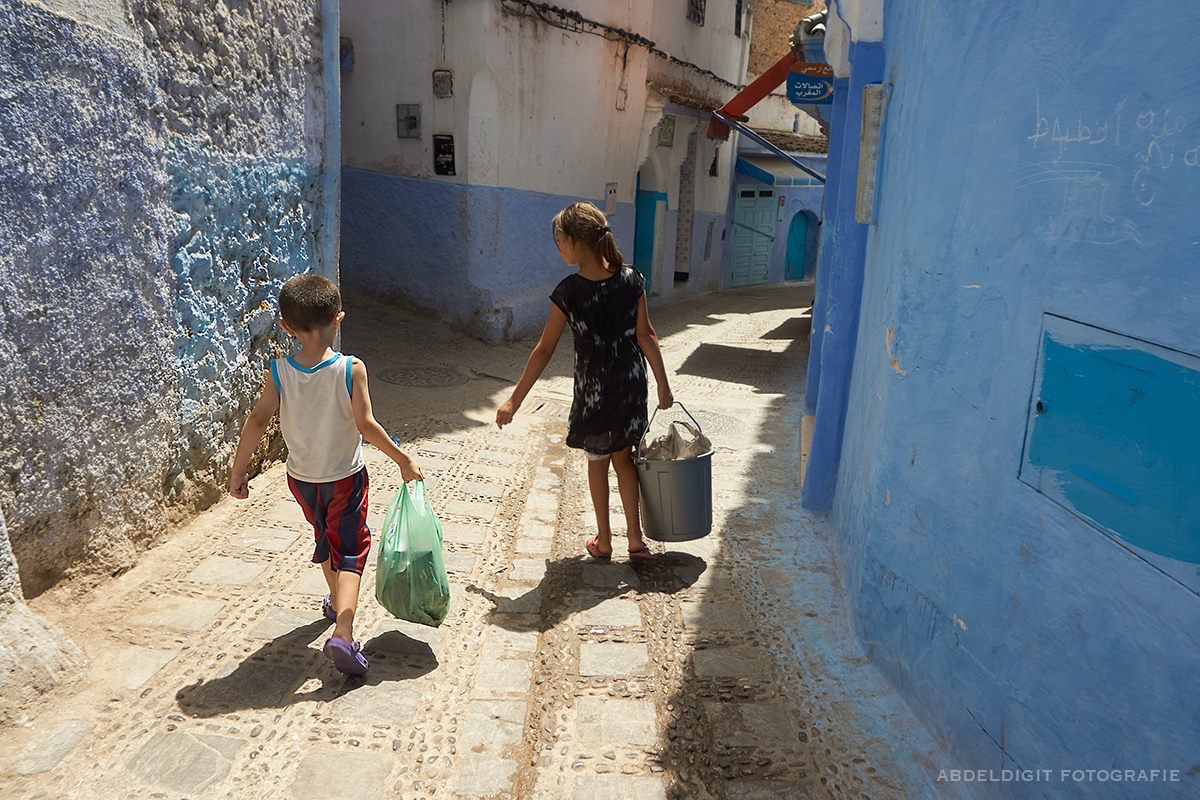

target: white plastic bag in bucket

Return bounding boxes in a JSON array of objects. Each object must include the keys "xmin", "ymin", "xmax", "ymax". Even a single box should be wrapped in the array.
[{"xmin": 634, "ymin": 403, "xmax": 713, "ymax": 542}]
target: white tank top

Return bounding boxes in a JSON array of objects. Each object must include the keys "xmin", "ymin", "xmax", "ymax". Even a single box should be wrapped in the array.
[{"xmin": 271, "ymin": 353, "xmax": 365, "ymax": 483}]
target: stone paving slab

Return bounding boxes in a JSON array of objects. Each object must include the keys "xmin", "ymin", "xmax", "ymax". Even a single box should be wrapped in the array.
[
  {"xmin": 250, "ymin": 606, "xmax": 324, "ymax": 640},
  {"xmin": 681, "ymin": 597, "xmax": 753, "ymax": 631},
  {"xmin": 704, "ymin": 701, "xmax": 796, "ymax": 745},
  {"xmin": 483, "ymin": 628, "xmax": 540, "ymax": 657},
  {"xmin": 185, "ymin": 555, "xmax": 269, "ymax": 586},
  {"xmin": 473, "ymin": 658, "xmax": 532, "ymax": 696},
  {"xmin": 290, "ymin": 569, "xmax": 329, "ymax": 596},
  {"xmin": 456, "ymin": 753, "xmax": 518, "ymax": 797},
  {"xmin": 509, "ymin": 558, "xmax": 548, "ymax": 584},
  {"xmin": 129, "ymin": 732, "xmax": 243, "ymax": 794},
  {"xmin": 574, "ymin": 775, "xmax": 667, "ymax": 800},
  {"xmin": 576, "ymin": 697, "xmax": 657, "ymax": 745},
  {"xmin": 581, "ymin": 561, "xmax": 640, "ymax": 589},
  {"xmin": 290, "ymin": 748, "xmax": 395, "ymax": 800},
  {"xmin": 461, "ymin": 699, "xmax": 527, "ymax": 752},
  {"xmin": 10, "ymin": 720, "xmax": 94, "ymax": 775},
  {"xmin": 106, "ymin": 645, "xmax": 178, "ymax": 690},
  {"xmin": 579, "ymin": 642, "xmax": 650, "ymax": 677},
  {"xmin": 692, "ymin": 647, "xmax": 768, "ymax": 680},
  {"xmin": 444, "ymin": 499, "xmax": 497, "ymax": 522},
  {"xmin": 237, "ymin": 527, "xmax": 301, "ymax": 552},
  {"xmin": 577, "ymin": 598, "xmax": 642, "ymax": 628},
  {"xmin": 130, "ymin": 595, "xmax": 225, "ymax": 631},
  {"xmin": 724, "ymin": 779, "xmax": 809, "ymax": 799}
]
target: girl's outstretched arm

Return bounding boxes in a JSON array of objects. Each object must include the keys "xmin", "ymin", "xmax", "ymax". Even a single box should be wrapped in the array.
[
  {"xmin": 635, "ymin": 295, "xmax": 674, "ymax": 409},
  {"xmin": 497, "ymin": 304, "xmax": 567, "ymax": 428}
]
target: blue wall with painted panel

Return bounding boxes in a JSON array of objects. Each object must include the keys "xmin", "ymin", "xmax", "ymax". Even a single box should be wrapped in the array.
[{"xmin": 829, "ymin": 1, "xmax": 1200, "ymax": 795}]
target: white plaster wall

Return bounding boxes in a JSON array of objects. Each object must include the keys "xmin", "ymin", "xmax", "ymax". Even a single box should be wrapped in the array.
[
  {"xmin": 341, "ymin": 0, "xmax": 752, "ymax": 206},
  {"xmin": 824, "ymin": 0, "xmax": 885, "ymax": 78}
]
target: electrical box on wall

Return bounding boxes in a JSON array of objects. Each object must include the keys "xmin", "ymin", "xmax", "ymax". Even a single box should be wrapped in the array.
[
  {"xmin": 433, "ymin": 134, "xmax": 456, "ymax": 175},
  {"xmin": 432, "ymin": 69, "xmax": 453, "ymax": 98},
  {"xmin": 396, "ymin": 104, "xmax": 420, "ymax": 139},
  {"xmin": 605, "ymin": 183, "xmax": 618, "ymax": 215}
]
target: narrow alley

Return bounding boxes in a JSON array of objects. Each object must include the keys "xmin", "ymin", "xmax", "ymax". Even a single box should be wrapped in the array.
[{"xmin": 0, "ymin": 286, "xmax": 959, "ymax": 800}]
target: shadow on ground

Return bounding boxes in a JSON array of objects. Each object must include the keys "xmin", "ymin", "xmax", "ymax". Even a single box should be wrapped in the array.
[
  {"xmin": 175, "ymin": 619, "xmax": 437, "ymax": 718},
  {"xmin": 465, "ymin": 551, "xmax": 706, "ymax": 633}
]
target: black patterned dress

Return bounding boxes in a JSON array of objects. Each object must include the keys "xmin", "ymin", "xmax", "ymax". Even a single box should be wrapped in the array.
[{"xmin": 549, "ymin": 267, "xmax": 650, "ymax": 456}]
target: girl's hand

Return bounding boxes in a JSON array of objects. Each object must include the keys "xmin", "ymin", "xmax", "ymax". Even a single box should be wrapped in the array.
[
  {"xmin": 496, "ymin": 398, "xmax": 518, "ymax": 429},
  {"xmin": 657, "ymin": 386, "xmax": 674, "ymax": 410},
  {"xmin": 397, "ymin": 454, "xmax": 425, "ymax": 483},
  {"xmin": 229, "ymin": 472, "xmax": 249, "ymax": 499}
]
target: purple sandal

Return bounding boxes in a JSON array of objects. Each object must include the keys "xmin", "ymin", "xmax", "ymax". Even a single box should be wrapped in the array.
[
  {"xmin": 322, "ymin": 593, "xmax": 337, "ymax": 622},
  {"xmin": 323, "ymin": 636, "xmax": 369, "ymax": 675}
]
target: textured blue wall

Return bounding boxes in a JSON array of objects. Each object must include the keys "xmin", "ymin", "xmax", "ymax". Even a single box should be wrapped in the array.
[
  {"xmin": 341, "ymin": 167, "xmax": 640, "ymax": 341},
  {"xmin": 831, "ymin": 1, "xmax": 1200, "ymax": 795}
]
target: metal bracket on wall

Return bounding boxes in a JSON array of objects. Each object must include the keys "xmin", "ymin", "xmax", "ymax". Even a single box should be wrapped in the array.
[{"xmin": 710, "ymin": 111, "xmax": 826, "ymax": 184}]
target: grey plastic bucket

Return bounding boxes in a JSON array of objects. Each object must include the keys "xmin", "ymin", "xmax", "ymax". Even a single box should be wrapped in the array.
[{"xmin": 634, "ymin": 404, "xmax": 713, "ymax": 542}]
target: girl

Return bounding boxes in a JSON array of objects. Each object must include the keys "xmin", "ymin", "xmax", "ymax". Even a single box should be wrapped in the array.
[{"xmin": 496, "ymin": 201, "xmax": 673, "ymax": 561}]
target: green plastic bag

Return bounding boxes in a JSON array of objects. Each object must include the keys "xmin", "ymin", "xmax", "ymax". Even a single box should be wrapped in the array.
[{"xmin": 374, "ymin": 480, "xmax": 450, "ymax": 627}]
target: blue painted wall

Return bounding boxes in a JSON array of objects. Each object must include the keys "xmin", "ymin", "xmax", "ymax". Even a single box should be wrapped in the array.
[
  {"xmin": 803, "ymin": 41, "xmax": 885, "ymax": 513},
  {"xmin": 829, "ymin": 2, "xmax": 1200, "ymax": 796},
  {"xmin": 341, "ymin": 168, "xmax": 637, "ymax": 342}
]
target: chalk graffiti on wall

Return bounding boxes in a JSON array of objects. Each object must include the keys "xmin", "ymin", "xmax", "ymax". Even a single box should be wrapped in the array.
[{"xmin": 1020, "ymin": 94, "xmax": 1198, "ymax": 245}]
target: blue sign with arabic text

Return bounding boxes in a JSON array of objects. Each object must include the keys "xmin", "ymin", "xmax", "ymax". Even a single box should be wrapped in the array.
[
  {"xmin": 788, "ymin": 74, "xmax": 834, "ymax": 105},
  {"xmin": 787, "ymin": 69, "xmax": 834, "ymax": 106}
]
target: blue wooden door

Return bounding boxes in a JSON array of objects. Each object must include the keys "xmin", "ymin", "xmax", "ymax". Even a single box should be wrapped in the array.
[
  {"xmin": 785, "ymin": 212, "xmax": 809, "ymax": 281},
  {"xmin": 731, "ymin": 187, "xmax": 774, "ymax": 287},
  {"xmin": 634, "ymin": 190, "xmax": 662, "ymax": 287}
]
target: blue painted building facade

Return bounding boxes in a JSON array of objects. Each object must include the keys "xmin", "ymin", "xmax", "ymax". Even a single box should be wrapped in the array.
[{"xmin": 800, "ymin": 1, "xmax": 1200, "ymax": 796}]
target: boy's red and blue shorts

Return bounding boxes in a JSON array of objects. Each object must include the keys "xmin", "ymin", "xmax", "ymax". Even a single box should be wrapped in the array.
[{"xmin": 287, "ymin": 467, "xmax": 371, "ymax": 575}]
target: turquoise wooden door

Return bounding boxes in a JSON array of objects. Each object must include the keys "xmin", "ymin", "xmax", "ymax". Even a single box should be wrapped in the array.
[
  {"xmin": 785, "ymin": 212, "xmax": 809, "ymax": 281},
  {"xmin": 731, "ymin": 188, "xmax": 774, "ymax": 287},
  {"xmin": 634, "ymin": 190, "xmax": 663, "ymax": 287}
]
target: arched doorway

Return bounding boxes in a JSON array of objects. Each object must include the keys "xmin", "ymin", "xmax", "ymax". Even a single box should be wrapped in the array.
[{"xmin": 785, "ymin": 211, "xmax": 817, "ymax": 281}]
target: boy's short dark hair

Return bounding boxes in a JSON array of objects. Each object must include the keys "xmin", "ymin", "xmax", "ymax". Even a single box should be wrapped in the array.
[{"xmin": 279, "ymin": 273, "xmax": 342, "ymax": 332}]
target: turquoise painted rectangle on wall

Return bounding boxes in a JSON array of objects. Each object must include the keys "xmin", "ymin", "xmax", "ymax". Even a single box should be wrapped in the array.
[{"xmin": 1020, "ymin": 315, "xmax": 1200, "ymax": 567}]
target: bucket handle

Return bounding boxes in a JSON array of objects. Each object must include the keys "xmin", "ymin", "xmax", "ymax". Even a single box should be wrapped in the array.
[{"xmin": 642, "ymin": 402, "xmax": 703, "ymax": 445}]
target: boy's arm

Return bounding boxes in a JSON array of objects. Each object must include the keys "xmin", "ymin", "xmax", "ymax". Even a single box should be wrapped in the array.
[
  {"xmin": 229, "ymin": 370, "xmax": 281, "ymax": 498},
  {"xmin": 496, "ymin": 304, "xmax": 567, "ymax": 428},
  {"xmin": 350, "ymin": 358, "xmax": 424, "ymax": 482},
  {"xmin": 635, "ymin": 295, "xmax": 673, "ymax": 409}
]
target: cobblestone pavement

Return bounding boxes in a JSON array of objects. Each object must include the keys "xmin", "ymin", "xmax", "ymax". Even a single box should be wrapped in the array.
[{"xmin": 1, "ymin": 285, "xmax": 967, "ymax": 800}]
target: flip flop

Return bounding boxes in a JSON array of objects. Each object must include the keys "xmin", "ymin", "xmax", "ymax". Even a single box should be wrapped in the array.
[
  {"xmin": 321, "ymin": 593, "xmax": 337, "ymax": 622},
  {"xmin": 628, "ymin": 544, "xmax": 653, "ymax": 562},
  {"xmin": 585, "ymin": 535, "xmax": 612, "ymax": 560},
  {"xmin": 323, "ymin": 636, "xmax": 369, "ymax": 675}
]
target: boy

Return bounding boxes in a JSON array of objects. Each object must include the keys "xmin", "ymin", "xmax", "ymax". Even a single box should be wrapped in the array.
[{"xmin": 229, "ymin": 273, "xmax": 423, "ymax": 675}]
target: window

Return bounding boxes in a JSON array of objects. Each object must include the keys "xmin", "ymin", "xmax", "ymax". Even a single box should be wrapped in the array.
[
  {"xmin": 687, "ymin": 0, "xmax": 706, "ymax": 26},
  {"xmin": 396, "ymin": 104, "xmax": 420, "ymax": 139},
  {"xmin": 734, "ymin": 0, "xmax": 744, "ymax": 37}
]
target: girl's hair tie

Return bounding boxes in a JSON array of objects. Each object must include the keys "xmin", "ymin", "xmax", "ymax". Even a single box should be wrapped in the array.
[{"xmin": 600, "ymin": 225, "xmax": 611, "ymax": 234}]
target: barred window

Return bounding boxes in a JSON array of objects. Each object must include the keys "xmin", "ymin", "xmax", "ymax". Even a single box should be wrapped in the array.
[{"xmin": 687, "ymin": 0, "xmax": 706, "ymax": 26}]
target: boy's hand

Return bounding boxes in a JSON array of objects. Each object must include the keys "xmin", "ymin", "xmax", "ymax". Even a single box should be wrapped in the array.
[
  {"xmin": 496, "ymin": 398, "xmax": 517, "ymax": 429},
  {"xmin": 229, "ymin": 472, "xmax": 249, "ymax": 499},
  {"xmin": 657, "ymin": 385, "xmax": 675, "ymax": 410},
  {"xmin": 397, "ymin": 454, "xmax": 424, "ymax": 483}
]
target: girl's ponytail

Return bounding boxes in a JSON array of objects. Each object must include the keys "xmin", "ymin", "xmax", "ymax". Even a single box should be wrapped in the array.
[{"xmin": 597, "ymin": 227, "xmax": 624, "ymax": 273}]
